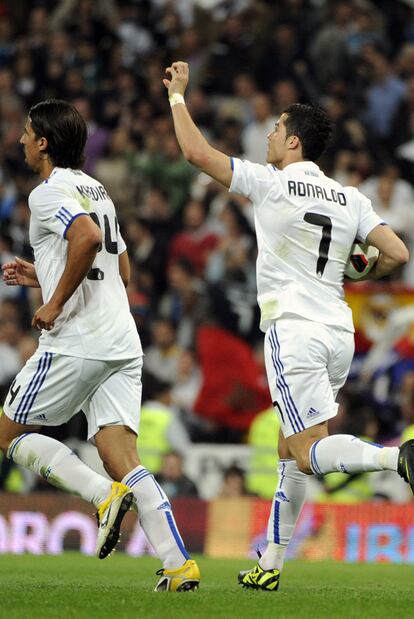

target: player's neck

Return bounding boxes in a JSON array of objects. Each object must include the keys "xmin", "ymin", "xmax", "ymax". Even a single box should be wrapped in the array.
[
  {"xmin": 278, "ymin": 153, "xmax": 305, "ymax": 170},
  {"xmin": 38, "ymin": 159, "xmax": 55, "ymax": 181}
]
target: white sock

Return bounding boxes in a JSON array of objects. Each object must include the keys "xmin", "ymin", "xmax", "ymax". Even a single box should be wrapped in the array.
[
  {"xmin": 123, "ymin": 465, "xmax": 189, "ymax": 569},
  {"xmin": 309, "ymin": 434, "xmax": 399, "ymax": 474},
  {"xmin": 260, "ymin": 460, "xmax": 307, "ymax": 571},
  {"xmin": 7, "ymin": 433, "xmax": 111, "ymax": 507}
]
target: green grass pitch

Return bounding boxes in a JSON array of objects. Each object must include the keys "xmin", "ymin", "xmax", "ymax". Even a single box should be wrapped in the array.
[{"xmin": 1, "ymin": 554, "xmax": 414, "ymax": 619}]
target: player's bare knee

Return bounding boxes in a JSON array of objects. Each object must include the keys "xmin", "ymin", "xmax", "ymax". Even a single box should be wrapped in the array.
[{"xmin": 294, "ymin": 453, "xmax": 313, "ymax": 475}]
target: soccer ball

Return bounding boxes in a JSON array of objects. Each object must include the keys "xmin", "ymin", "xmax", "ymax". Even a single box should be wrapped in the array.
[{"xmin": 344, "ymin": 242, "xmax": 379, "ymax": 280}]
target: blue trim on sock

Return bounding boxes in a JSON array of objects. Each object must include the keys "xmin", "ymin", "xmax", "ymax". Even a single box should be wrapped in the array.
[
  {"xmin": 310, "ymin": 439, "xmax": 323, "ymax": 474},
  {"xmin": 273, "ymin": 500, "xmax": 280, "ymax": 543},
  {"xmin": 125, "ymin": 470, "xmax": 151, "ymax": 487},
  {"xmin": 165, "ymin": 511, "xmax": 190, "ymax": 561},
  {"xmin": 7, "ymin": 433, "xmax": 31, "ymax": 461},
  {"xmin": 153, "ymin": 479, "xmax": 166, "ymax": 499}
]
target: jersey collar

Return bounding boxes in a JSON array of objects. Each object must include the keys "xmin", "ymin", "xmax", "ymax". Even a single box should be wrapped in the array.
[{"xmin": 283, "ymin": 161, "xmax": 321, "ymax": 175}]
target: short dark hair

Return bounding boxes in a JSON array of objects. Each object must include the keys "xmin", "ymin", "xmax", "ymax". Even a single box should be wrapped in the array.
[
  {"xmin": 283, "ymin": 103, "xmax": 332, "ymax": 161},
  {"xmin": 28, "ymin": 99, "xmax": 87, "ymax": 169}
]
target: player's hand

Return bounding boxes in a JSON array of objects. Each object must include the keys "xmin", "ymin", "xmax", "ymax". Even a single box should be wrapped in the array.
[
  {"xmin": 163, "ymin": 61, "xmax": 189, "ymax": 96},
  {"xmin": 32, "ymin": 301, "xmax": 63, "ymax": 331},
  {"xmin": 2, "ymin": 257, "xmax": 40, "ymax": 288}
]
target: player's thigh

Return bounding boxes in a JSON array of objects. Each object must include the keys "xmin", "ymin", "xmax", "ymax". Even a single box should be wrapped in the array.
[
  {"xmin": 264, "ymin": 318, "xmax": 336, "ymax": 439},
  {"xmin": 2, "ymin": 350, "xmax": 110, "ymax": 428},
  {"xmin": 327, "ymin": 328, "xmax": 354, "ymax": 397},
  {"xmin": 84, "ymin": 356, "xmax": 143, "ymax": 443}
]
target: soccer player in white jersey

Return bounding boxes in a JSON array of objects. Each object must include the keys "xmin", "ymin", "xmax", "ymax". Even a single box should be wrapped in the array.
[
  {"xmin": 163, "ymin": 62, "xmax": 412, "ymax": 591},
  {"xmin": 0, "ymin": 99, "xmax": 200, "ymax": 592}
]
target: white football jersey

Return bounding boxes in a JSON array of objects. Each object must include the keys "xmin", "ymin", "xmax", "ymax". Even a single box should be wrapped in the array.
[
  {"xmin": 230, "ymin": 158, "xmax": 384, "ymax": 333},
  {"xmin": 29, "ymin": 167, "xmax": 142, "ymax": 359}
]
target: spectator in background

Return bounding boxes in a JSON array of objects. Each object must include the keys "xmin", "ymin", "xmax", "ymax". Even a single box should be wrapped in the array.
[
  {"xmin": 72, "ymin": 97, "xmax": 109, "ymax": 176},
  {"xmin": 94, "ymin": 126, "xmax": 136, "ymax": 214},
  {"xmin": 0, "ymin": 311, "xmax": 22, "ymax": 389},
  {"xmin": 123, "ymin": 215, "xmax": 167, "ymax": 296},
  {"xmin": 241, "ymin": 93, "xmax": 278, "ymax": 164},
  {"xmin": 309, "ymin": 0, "xmax": 354, "ymax": 87},
  {"xmin": 272, "ymin": 79, "xmax": 300, "ymax": 117},
  {"xmin": 359, "ymin": 164, "xmax": 414, "ymax": 282},
  {"xmin": 138, "ymin": 373, "xmax": 191, "ymax": 474},
  {"xmin": 133, "ymin": 132, "xmax": 195, "ymax": 215},
  {"xmin": 160, "ymin": 258, "xmax": 208, "ymax": 348},
  {"xmin": 361, "ymin": 45, "xmax": 407, "ymax": 142},
  {"xmin": 206, "ymin": 200, "xmax": 258, "ymax": 341},
  {"xmin": 145, "ymin": 318, "xmax": 183, "ymax": 384},
  {"xmin": 219, "ymin": 464, "xmax": 252, "ymax": 498},
  {"xmin": 171, "ymin": 349, "xmax": 202, "ymax": 417},
  {"xmin": 169, "ymin": 199, "xmax": 218, "ymax": 276},
  {"xmin": 155, "ymin": 451, "xmax": 198, "ymax": 498}
]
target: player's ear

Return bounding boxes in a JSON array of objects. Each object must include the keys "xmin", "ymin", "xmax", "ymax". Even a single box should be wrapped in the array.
[
  {"xmin": 38, "ymin": 136, "xmax": 48, "ymax": 153},
  {"xmin": 287, "ymin": 135, "xmax": 300, "ymax": 150}
]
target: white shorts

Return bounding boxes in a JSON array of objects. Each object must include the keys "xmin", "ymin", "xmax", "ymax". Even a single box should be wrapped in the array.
[
  {"xmin": 3, "ymin": 350, "xmax": 143, "ymax": 441},
  {"xmin": 264, "ymin": 317, "xmax": 354, "ymax": 438}
]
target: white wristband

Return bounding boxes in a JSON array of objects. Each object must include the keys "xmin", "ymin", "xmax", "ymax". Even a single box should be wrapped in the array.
[{"xmin": 169, "ymin": 93, "xmax": 185, "ymax": 107}]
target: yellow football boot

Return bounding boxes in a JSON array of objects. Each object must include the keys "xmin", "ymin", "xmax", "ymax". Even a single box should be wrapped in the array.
[
  {"xmin": 154, "ymin": 559, "xmax": 200, "ymax": 592},
  {"xmin": 95, "ymin": 481, "xmax": 134, "ymax": 559}
]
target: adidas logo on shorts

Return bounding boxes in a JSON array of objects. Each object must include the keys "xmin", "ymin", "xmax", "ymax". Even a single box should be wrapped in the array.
[{"xmin": 307, "ymin": 407, "xmax": 320, "ymax": 419}]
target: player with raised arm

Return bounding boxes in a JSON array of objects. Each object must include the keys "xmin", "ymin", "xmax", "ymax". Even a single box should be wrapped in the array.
[
  {"xmin": 163, "ymin": 62, "xmax": 412, "ymax": 591},
  {"xmin": 0, "ymin": 99, "xmax": 200, "ymax": 592}
]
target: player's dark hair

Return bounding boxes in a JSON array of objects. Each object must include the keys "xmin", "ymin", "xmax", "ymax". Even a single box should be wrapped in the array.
[
  {"xmin": 283, "ymin": 103, "xmax": 332, "ymax": 162},
  {"xmin": 28, "ymin": 99, "xmax": 87, "ymax": 169}
]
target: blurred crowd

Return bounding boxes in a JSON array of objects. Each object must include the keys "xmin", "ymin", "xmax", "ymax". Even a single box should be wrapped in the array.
[{"xmin": 1, "ymin": 0, "xmax": 414, "ymax": 499}]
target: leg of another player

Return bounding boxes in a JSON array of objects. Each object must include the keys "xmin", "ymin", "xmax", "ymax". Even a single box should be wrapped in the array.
[
  {"xmin": 95, "ymin": 425, "xmax": 193, "ymax": 570},
  {"xmin": 0, "ymin": 414, "xmax": 112, "ymax": 506},
  {"xmin": 286, "ymin": 421, "xmax": 400, "ymax": 477},
  {"xmin": 259, "ymin": 429, "xmax": 308, "ymax": 572}
]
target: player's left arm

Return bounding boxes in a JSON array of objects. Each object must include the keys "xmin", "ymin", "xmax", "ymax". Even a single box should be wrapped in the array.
[
  {"xmin": 364, "ymin": 224, "xmax": 409, "ymax": 280},
  {"xmin": 32, "ymin": 215, "xmax": 102, "ymax": 331},
  {"xmin": 119, "ymin": 250, "xmax": 130, "ymax": 287},
  {"xmin": 163, "ymin": 61, "xmax": 233, "ymax": 188}
]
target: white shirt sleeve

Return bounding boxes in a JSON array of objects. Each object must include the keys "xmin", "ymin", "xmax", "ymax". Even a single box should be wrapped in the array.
[
  {"xmin": 117, "ymin": 222, "xmax": 127, "ymax": 255},
  {"xmin": 355, "ymin": 190, "xmax": 384, "ymax": 243},
  {"xmin": 29, "ymin": 182, "xmax": 89, "ymax": 239},
  {"xmin": 229, "ymin": 157, "xmax": 279, "ymax": 205}
]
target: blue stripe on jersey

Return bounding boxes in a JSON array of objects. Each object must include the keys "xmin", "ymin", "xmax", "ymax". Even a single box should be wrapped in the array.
[
  {"xmin": 61, "ymin": 206, "xmax": 72, "ymax": 219},
  {"xmin": 272, "ymin": 325, "xmax": 305, "ymax": 432},
  {"xmin": 14, "ymin": 354, "xmax": 48, "ymax": 423},
  {"xmin": 8, "ymin": 432, "xmax": 31, "ymax": 461},
  {"xmin": 56, "ymin": 208, "xmax": 71, "ymax": 224},
  {"xmin": 269, "ymin": 328, "xmax": 301, "ymax": 433},
  {"xmin": 165, "ymin": 511, "xmax": 190, "ymax": 560},
  {"xmin": 63, "ymin": 212, "xmax": 89, "ymax": 239},
  {"xmin": 21, "ymin": 353, "xmax": 53, "ymax": 424},
  {"xmin": 230, "ymin": 157, "xmax": 234, "ymax": 171},
  {"xmin": 55, "ymin": 213, "xmax": 68, "ymax": 226}
]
